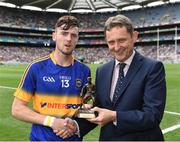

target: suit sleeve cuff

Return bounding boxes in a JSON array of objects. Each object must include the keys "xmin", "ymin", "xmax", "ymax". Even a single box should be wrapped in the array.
[
  {"xmin": 73, "ymin": 120, "xmax": 81, "ymax": 137},
  {"xmin": 113, "ymin": 111, "xmax": 117, "ymax": 126}
]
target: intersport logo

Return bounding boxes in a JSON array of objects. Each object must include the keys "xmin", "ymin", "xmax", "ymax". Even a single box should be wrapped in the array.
[{"xmin": 40, "ymin": 102, "xmax": 80, "ymax": 109}]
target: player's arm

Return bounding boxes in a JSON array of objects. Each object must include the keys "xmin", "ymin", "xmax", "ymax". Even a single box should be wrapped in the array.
[
  {"xmin": 12, "ymin": 97, "xmax": 78, "ymax": 138},
  {"xmin": 11, "ymin": 97, "xmax": 72, "ymax": 128},
  {"xmin": 12, "ymin": 97, "xmax": 45, "ymax": 125},
  {"xmin": 11, "ymin": 65, "xmax": 64, "ymax": 128}
]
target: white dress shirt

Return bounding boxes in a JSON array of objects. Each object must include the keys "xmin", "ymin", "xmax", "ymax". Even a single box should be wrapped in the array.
[{"xmin": 110, "ymin": 50, "xmax": 135, "ymax": 101}]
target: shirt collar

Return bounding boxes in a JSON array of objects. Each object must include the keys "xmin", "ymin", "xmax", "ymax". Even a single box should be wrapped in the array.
[
  {"xmin": 115, "ymin": 50, "xmax": 135, "ymax": 67},
  {"xmin": 50, "ymin": 51, "xmax": 74, "ymax": 65}
]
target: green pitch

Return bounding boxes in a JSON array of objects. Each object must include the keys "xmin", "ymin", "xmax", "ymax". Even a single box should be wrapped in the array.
[{"xmin": 0, "ymin": 64, "xmax": 180, "ymax": 141}]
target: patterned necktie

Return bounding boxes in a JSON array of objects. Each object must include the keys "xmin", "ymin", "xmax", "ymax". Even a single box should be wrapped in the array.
[{"xmin": 112, "ymin": 63, "xmax": 126, "ymax": 103}]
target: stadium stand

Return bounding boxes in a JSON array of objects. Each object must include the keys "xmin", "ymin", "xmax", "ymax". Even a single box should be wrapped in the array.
[{"xmin": 0, "ymin": 2, "xmax": 180, "ymax": 64}]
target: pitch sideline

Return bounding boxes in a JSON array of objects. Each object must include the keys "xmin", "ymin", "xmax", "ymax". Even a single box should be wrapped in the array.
[
  {"xmin": 0, "ymin": 85, "xmax": 16, "ymax": 90},
  {"xmin": 162, "ymin": 124, "xmax": 180, "ymax": 134},
  {"xmin": 165, "ymin": 111, "xmax": 180, "ymax": 116}
]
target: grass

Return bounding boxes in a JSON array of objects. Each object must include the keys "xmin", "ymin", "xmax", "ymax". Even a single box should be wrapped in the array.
[{"xmin": 0, "ymin": 63, "xmax": 180, "ymax": 141}]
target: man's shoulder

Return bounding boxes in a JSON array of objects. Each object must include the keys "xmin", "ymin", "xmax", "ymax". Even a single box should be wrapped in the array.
[
  {"xmin": 142, "ymin": 54, "xmax": 162, "ymax": 66},
  {"xmin": 136, "ymin": 51, "xmax": 162, "ymax": 66},
  {"xmin": 97, "ymin": 60, "xmax": 114, "ymax": 70}
]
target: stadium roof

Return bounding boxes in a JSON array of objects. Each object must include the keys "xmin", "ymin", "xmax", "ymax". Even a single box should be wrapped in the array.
[{"xmin": 0, "ymin": 0, "xmax": 180, "ymax": 13}]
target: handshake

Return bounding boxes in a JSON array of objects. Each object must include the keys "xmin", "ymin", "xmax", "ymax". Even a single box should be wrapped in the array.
[
  {"xmin": 43, "ymin": 116, "xmax": 78, "ymax": 139},
  {"xmin": 43, "ymin": 104, "xmax": 116, "ymax": 139}
]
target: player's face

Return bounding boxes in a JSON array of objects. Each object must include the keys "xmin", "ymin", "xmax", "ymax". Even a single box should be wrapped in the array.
[
  {"xmin": 53, "ymin": 25, "xmax": 79, "ymax": 55},
  {"xmin": 106, "ymin": 26, "xmax": 138, "ymax": 62}
]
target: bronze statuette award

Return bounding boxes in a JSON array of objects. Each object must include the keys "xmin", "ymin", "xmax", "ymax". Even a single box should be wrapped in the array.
[{"xmin": 75, "ymin": 77, "xmax": 96, "ymax": 119}]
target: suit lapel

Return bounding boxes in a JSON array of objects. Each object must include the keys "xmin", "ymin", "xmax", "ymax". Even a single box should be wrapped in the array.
[
  {"xmin": 113, "ymin": 51, "xmax": 143, "ymax": 105},
  {"xmin": 104, "ymin": 60, "xmax": 115, "ymax": 105}
]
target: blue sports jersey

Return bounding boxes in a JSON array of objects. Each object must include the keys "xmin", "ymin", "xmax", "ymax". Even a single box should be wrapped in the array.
[{"xmin": 14, "ymin": 52, "xmax": 90, "ymax": 141}]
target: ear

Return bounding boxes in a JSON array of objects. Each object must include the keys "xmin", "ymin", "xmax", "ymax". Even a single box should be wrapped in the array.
[
  {"xmin": 133, "ymin": 31, "xmax": 138, "ymax": 42},
  {"xmin": 52, "ymin": 32, "xmax": 56, "ymax": 41}
]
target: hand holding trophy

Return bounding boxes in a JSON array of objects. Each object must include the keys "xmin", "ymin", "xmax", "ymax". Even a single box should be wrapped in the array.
[{"xmin": 75, "ymin": 77, "xmax": 96, "ymax": 119}]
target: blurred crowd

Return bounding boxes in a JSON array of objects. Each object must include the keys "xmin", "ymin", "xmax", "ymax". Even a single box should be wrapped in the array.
[
  {"xmin": 0, "ymin": 3, "xmax": 180, "ymax": 29},
  {"xmin": 0, "ymin": 44, "xmax": 180, "ymax": 64},
  {"xmin": 0, "ymin": 2, "xmax": 180, "ymax": 64}
]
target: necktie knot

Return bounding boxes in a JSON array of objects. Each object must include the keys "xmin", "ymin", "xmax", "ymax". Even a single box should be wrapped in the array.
[
  {"xmin": 119, "ymin": 63, "xmax": 126, "ymax": 77},
  {"xmin": 119, "ymin": 63, "xmax": 126, "ymax": 69}
]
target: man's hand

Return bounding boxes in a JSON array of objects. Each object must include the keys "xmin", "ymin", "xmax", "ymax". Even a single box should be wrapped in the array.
[
  {"xmin": 82, "ymin": 103, "xmax": 93, "ymax": 109},
  {"xmin": 88, "ymin": 107, "xmax": 116, "ymax": 127},
  {"xmin": 52, "ymin": 118, "xmax": 77, "ymax": 139}
]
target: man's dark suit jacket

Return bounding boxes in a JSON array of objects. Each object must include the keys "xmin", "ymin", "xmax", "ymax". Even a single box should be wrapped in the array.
[{"xmin": 76, "ymin": 51, "xmax": 166, "ymax": 141}]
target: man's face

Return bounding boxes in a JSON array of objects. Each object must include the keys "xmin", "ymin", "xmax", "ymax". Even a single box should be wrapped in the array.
[
  {"xmin": 52, "ymin": 25, "xmax": 79, "ymax": 55},
  {"xmin": 106, "ymin": 26, "xmax": 138, "ymax": 62}
]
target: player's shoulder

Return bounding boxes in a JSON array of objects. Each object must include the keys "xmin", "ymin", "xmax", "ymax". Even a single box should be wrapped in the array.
[
  {"xmin": 74, "ymin": 59, "xmax": 90, "ymax": 71},
  {"xmin": 26, "ymin": 54, "xmax": 50, "ymax": 71}
]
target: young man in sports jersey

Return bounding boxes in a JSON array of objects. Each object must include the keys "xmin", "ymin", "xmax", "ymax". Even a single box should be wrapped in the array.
[{"xmin": 12, "ymin": 15, "xmax": 90, "ymax": 141}]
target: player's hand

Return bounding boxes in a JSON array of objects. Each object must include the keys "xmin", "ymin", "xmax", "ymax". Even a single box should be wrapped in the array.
[
  {"xmin": 53, "ymin": 118, "xmax": 77, "ymax": 139},
  {"xmin": 87, "ymin": 107, "xmax": 116, "ymax": 127}
]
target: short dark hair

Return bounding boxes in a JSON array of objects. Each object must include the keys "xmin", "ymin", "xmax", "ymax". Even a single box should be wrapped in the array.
[
  {"xmin": 104, "ymin": 14, "xmax": 134, "ymax": 36},
  {"xmin": 55, "ymin": 15, "xmax": 79, "ymax": 30}
]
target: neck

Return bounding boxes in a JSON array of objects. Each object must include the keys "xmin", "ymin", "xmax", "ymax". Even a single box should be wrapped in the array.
[{"xmin": 53, "ymin": 50, "xmax": 73, "ymax": 66}]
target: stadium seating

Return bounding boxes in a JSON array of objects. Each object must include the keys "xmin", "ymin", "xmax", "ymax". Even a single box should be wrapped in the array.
[{"xmin": 0, "ymin": 2, "xmax": 180, "ymax": 64}]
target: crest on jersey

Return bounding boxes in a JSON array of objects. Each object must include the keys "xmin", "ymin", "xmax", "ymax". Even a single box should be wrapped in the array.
[{"xmin": 76, "ymin": 78, "xmax": 82, "ymax": 88}]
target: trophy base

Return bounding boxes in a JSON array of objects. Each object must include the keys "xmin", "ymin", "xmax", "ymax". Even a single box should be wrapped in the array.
[{"xmin": 75, "ymin": 109, "xmax": 95, "ymax": 119}]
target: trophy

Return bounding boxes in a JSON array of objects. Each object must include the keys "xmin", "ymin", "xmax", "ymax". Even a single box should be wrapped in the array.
[{"xmin": 75, "ymin": 77, "xmax": 96, "ymax": 119}]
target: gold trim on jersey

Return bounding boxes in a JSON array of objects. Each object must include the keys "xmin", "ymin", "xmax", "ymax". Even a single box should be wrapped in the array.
[
  {"xmin": 14, "ymin": 88, "xmax": 33, "ymax": 102},
  {"xmin": 14, "ymin": 88, "xmax": 82, "ymax": 117},
  {"xmin": 18, "ymin": 55, "xmax": 50, "ymax": 89},
  {"xmin": 33, "ymin": 94, "xmax": 81, "ymax": 117},
  {"xmin": 50, "ymin": 51, "xmax": 74, "ymax": 65}
]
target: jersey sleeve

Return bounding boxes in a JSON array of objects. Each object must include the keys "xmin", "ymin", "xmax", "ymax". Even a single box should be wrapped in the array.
[{"xmin": 14, "ymin": 63, "xmax": 36, "ymax": 102}]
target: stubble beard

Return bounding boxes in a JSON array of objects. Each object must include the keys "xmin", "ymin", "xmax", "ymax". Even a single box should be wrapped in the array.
[{"xmin": 58, "ymin": 47, "xmax": 73, "ymax": 56}]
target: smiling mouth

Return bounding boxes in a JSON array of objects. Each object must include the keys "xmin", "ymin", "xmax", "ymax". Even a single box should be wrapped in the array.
[{"xmin": 117, "ymin": 48, "xmax": 126, "ymax": 53}]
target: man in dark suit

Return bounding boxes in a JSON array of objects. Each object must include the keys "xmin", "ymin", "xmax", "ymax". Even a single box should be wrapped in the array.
[{"xmin": 75, "ymin": 14, "xmax": 166, "ymax": 141}]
